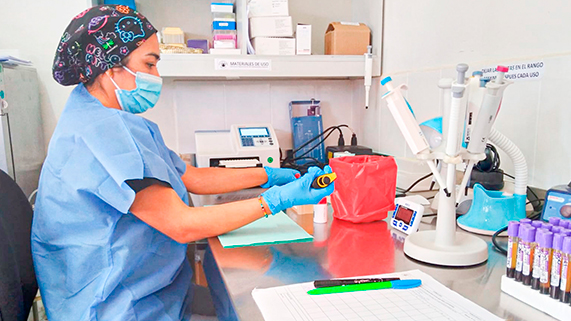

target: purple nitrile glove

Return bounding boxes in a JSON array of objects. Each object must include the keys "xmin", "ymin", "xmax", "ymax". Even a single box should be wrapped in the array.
[
  {"xmin": 262, "ymin": 166, "xmax": 335, "ymax": 214},
  {"xmin": 261, "ymin": 167, "xmax": 301, "ymax": 188}
]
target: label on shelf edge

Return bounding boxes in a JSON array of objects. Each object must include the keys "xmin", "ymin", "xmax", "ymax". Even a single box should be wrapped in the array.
[{"xmin": 215, "ymin": 59, "xmax": 272, "ymax": 71}]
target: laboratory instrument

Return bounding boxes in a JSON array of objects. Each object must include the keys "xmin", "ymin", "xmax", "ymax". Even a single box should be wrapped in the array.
[
  {"xmin": 381, "ymin": 76, "xmax": 448, "ymax": 196},
  {"xmin": 390, "ymin": 198, "xmax": 424, "ymax": 235},
  {"xmin": 541, "ymin": 182, "xmax": 571, "ymax": 222},
  {"xmin": 382, "ymin": 64, "xmax": 516, "ymax": 266},
  {"xmin": 364, "ymin": 45, "xmax": 373, "ymax": 109},
  {"xmin": 313, "ymin": 277, "xmax": 400, "ymax": 288},
  {"xmin": 290, "ymin": 100, "xmax": 325, "ymax": 165},
  {"xmin": 195, "ymin": 124, "xmax": 280, "ymax": 168},
  {"xmin": 311, "ymin": 172, "xmax": 337, "ymax": 189}
]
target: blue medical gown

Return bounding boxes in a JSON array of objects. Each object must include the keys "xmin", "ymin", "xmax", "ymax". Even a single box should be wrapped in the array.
[{"xmin": 32, "ymin": 84, "xmax": 193, "ymax": 320}]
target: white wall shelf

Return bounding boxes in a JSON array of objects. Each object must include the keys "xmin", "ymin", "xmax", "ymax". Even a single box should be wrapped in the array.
[{"xmin": 157, "ymin": 54, "xmax": 381, "ymax": 79}]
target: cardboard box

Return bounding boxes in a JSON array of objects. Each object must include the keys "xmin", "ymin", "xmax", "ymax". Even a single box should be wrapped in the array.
[
  {"xmin": 248, "ymin": 0, "xmax": 289, "ymax": 17},
  {"xmin": 324, "ymin": 22, "xmax": 370, "ymax": 55},
  {"xmin": 296, "ymin": 24, "xmax": 311, "ymax": 55},
  {"xmin": 250, "ymin": 16, "xmax": 293, "ymax": 38},
  {"xmin": 252, "ymin": 37, "xmax": 295, "ymax": 55}
]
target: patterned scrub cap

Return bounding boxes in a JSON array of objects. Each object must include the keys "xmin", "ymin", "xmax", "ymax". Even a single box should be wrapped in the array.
[{"xmin": 53, "ymin": 5, "xmax": 157, "ymax": 86}]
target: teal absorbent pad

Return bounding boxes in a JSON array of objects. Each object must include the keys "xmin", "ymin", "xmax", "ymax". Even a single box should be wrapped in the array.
[{"xmin": 218, "ymin": 211, "xmax": 313, "ymax": 248}]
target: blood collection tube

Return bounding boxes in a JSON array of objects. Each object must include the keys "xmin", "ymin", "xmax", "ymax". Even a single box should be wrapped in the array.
[
  {"xmin": 531, "ymin": 228, "xmax": 547, "ymax": 289},
  {"xmin": 515, "ymin": 224, "xmax": 531, "ymax": 281},
  {"xmin": 506, "ymin": 221, "xmax": 520, "ymax": 278},
  {"xmin": 560, "ymin": 220, "xmax": 570, "ymax": 229},
  {"xmin": 542, "ymin": 222, "xmax": 553, "ymax": 231},
  {"xmin": 549, "ymin": 217, "xmax": 561, "ymax": 227},
  {"xmin": 531, "ymin": 220, "xmax": 543, "ymax": 229},
  {"xmin": 521, "ymin": 226, "xmax": 537, "ymax": 286},
  {"xmin": 552, "ymin": 226, "xmax": 564, "ymax": 235},
  {"xmin": 560, "ymin": 236, "xmax": 571, "ymax": 303},
  {"xmin": 550, "ymin": 233, "xmax": 565, "ymax": 299},
  {"xmin": 520, "ymin": 218, "xmax": 532, "ymax": 225},
  {"xmin": 538, "ymin": 230, "xmax": 554, "ymax": 294}
]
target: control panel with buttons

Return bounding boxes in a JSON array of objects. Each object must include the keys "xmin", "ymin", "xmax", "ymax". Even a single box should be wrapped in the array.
[
  {"xmin": 239, "ymin": 127, "xmax": 274, "ymax": 147},
  {"xmin": 390, "ymin": 198, "xmax": 424, "ymax": 235}
]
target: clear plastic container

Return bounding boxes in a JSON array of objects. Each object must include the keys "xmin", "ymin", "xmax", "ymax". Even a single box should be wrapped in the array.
[
  {"xmin": 213, "ymin": 29, "xmax": 237, "ymax": 36},
  {"xmin": 212, "ymin": 12, "xmax": 235, "ymax": 20}
]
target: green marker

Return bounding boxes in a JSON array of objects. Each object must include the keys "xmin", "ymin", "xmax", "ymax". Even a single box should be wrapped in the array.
[{"xmin": 307, "ymin": 279, "xmax": 421, "ymax": 295}]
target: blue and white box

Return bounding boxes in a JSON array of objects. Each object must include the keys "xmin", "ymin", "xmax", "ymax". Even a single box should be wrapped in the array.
[{"xmin": 289, "ymin": 100, "xmax": 325, "ymax": 165}]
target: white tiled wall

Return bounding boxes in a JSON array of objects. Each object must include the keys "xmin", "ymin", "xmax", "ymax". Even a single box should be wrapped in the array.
[{"xmin": 145, "ymin": 79, "xmax": 363, "ymax": 156}]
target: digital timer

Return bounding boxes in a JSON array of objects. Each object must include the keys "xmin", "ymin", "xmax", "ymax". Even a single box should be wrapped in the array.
[{"xmin": 390, "ymin": 198, "xmax": 424, "ymax": 235}]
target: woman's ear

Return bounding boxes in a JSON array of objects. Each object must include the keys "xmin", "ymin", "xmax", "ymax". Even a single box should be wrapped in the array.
[{"xmin": 105, "ymin": 69, "xmax": 114, "ymax": 78}]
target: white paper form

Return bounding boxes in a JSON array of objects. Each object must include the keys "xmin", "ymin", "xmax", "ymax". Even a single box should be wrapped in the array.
[{"xmin": 252, "ymin": 270, "xmax": 504, "ymax": 321}]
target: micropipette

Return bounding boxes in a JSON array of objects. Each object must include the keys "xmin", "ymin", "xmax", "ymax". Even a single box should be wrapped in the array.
[
  {"xmin": 364, "ymin": 45, "xmax": 373, "ymax": 109},
  {"xmin": 381, "ymin": 77, "xmax": 449, "ymax": 196},
  {"xmin": 456, "ymin": 66, "xmax": 512, "ymax": 204},
  {"xmin": 443, "ymin": 63, "xmax": 469, "ymax": 195}
]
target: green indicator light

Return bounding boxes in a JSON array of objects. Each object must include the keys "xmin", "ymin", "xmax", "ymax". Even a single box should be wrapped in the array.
[{"xmin": 267, "ymin": 157, "xmax": 274, "ymax": 163}]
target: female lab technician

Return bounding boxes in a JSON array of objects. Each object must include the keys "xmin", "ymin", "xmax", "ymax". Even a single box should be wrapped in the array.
[{"xmin": 31, "ymin": 5, "xmax": 334, "ymax": 321}]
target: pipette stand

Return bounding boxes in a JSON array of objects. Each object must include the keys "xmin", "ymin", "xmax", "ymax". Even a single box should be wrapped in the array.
[
  {"xmin": 404, "ymin": 149, "xmax": 489, "ymax": 267},
  {"xmin": 383, "ymin": 63, "xmax": 505, "ymax": 267}
]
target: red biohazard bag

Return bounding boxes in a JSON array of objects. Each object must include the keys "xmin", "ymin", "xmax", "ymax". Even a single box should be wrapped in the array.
[{"xmin": 329, "ymin": 155, "xmax": 397, "ymax": 223}]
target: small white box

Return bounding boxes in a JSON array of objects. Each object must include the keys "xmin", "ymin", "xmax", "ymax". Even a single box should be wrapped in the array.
[
  {"xmin": 295, "ymin": 24, "xmax": 311, "ymax": 55},
  {"xmin": 249, "ymin": 16, "xmax": 293, "ymax": 38},
  {"xmin": 248, "ymin": 0, "xmax": 289, "ymax": 17},
  {"xmin": 209, "ymin": 48, "xmax": 242, "ymax": 55},
  {"xmin": 213, "ymin": 40, "xmax": 236, "ymax": 49},
  {"xmin": 211, "ymin": 3, "xmax": 233, "ymax": 13},
  {"xmin": 252, "ymin": 37, "xmax": 295, "ymax": 55}
]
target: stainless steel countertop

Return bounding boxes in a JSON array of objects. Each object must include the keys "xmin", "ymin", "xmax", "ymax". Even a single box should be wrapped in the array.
[{"xmin": 207, "ymin": 201, "xmax": 558, "ymax": 321}]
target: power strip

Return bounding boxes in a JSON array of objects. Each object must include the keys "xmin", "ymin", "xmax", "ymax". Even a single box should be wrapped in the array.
[{"xmin": 501, "ymin": 275, "xmax": 571, "ymax": 321}]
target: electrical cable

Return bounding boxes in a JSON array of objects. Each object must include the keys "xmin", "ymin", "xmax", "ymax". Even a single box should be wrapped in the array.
[
  {"xmin": 281, "ymin": 157, "xmax": 326, "ymax": 173},
  {"xmin": 289, "ymin": 129, "xmax": 337, "ymax": 161},
  {"xmin": 492, "ymin": 226, "xmax": 508, "ymax": 255},
  {"xmin": 287, "ymin": 127, "xmax": 336, "ymax": 158},
  {"xmin": 526, "ymin": 199, "xmax": 544, "ymax": 206},
  {"xmin": 398, "ymin": 172, "xmax": 434, "ymax": 195},
  {"xmin": 491, "ymin": 209, "xmax": 543, "ymax": 255},
  {"xmin": 281, "ymin": 124, "xmax": 354, "ymax": 168}
]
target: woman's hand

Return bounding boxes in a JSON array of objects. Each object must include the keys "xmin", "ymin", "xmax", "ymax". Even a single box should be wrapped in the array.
[
  {"xmin": 260, "ymin": 167, "xmax": 301, "ymax": 188},
  {"xmin": 261, "ymin": 166, "xmax": 334, "ymax": 214}
]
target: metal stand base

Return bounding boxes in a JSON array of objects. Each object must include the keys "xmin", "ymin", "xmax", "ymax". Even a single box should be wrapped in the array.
[{"xmin": 404, "ymin": 230, "xmax": 488, "ymax": 267}]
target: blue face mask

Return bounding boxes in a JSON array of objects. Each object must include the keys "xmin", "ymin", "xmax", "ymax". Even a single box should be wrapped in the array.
[{"xmin": 108, "ymin": 66, "xmax": 162, "ymax": 114}]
